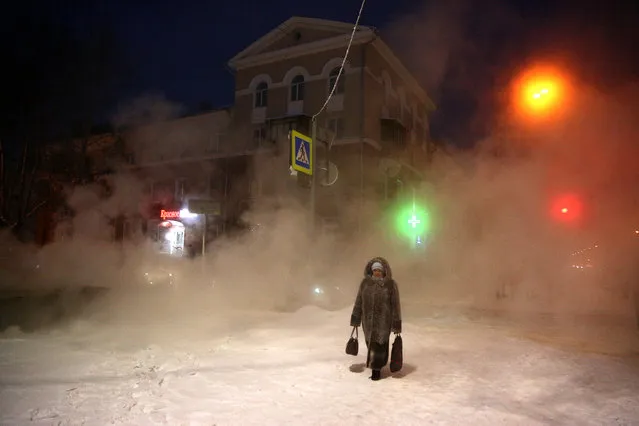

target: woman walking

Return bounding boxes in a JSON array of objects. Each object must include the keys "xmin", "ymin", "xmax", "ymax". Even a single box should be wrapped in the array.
[{"xmin": 350, "ymin": 257, "xmax": 402, "ymax": 381}]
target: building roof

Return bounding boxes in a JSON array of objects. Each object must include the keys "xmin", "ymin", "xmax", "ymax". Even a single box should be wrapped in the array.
[
  {"xmin": 229, "ymin": 16, "xmax": 374, "ymax": 64},
  {"xmin": 228, "ymin": 16, "xmax": 435, "ymax": 110}
]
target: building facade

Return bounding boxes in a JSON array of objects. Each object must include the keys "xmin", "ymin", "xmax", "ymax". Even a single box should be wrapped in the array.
[
  {"xmin": 227, "ymin": 17, "xmax": 436, "ymax": 230},
  {"xmin": 121, "ymin": 108, "xmax": 258, "ymax": 251},
  {"xmin": 36, "ymin": 16, "xmax": 437, "ymax": 246}
]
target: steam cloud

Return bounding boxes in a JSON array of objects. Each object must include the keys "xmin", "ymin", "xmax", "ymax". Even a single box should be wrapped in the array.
[{"xmin": 1, "ymin": 14, "xmax": 638, "ymax": 356}]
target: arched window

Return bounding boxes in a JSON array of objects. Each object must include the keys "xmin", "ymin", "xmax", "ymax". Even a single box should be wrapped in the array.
[
  {"xmin": 254, "ymin": 82, "xmax": 268, "ymax": 108},
  {"xmin": 290, "ymin": 75, "xmax": 305, "ymax": 101},
  {"xmin": 328, "ymin": 67, "xmax": 345, "ymax": 94}
]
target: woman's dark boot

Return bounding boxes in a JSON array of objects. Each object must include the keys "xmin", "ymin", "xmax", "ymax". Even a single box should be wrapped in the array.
[{"xmin": 371, "ymin": 369, "xmax": 381, "ymax": 381}]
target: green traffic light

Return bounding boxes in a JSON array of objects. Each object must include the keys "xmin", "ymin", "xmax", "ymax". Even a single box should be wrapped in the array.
[{"xmin": 394, "ymin": 202, "xmax": 431, "ymax": 239}]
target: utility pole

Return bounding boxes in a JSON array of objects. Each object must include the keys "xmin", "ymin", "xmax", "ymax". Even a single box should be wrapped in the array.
[
  {"xmin": 309, "ymin": 117, "xmax": 318, "ymax": 233},
  {"xmin": 201, "ymin": 214, "xmax": 207, "ymax": 256},
  {"xmin": 201, "ymin": 213, "xmax": 207, "ymax": 279}
]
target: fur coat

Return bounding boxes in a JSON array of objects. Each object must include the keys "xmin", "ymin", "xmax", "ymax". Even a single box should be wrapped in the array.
[{"xmin": 350, "ymin": 256, "xmax": 402, "ymax": 345}]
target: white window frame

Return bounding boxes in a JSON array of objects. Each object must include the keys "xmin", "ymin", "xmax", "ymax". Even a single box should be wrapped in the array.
[
  {"xmin": 254, "ymin": 82, "xmax": 268, "ymax": 108},
  {"xmin": 290, "ymin": 75, "xmax": 305, "ymax": 102}
]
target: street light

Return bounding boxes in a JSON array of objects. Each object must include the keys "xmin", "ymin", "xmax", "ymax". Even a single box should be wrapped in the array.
[{"xmin": 512, "ymin": 64, "xmax": 570, "ymax": 122}]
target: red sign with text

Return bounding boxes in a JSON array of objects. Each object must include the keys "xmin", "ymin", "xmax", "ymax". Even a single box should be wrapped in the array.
[{"xmin": 160, "ymin": 209, "xmax": 180, "ymax": 220}]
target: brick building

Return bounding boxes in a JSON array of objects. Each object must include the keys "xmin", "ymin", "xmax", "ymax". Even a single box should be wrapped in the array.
[{"xmin": 227, "ymin": 16, "xmax": 436, "ymax": 230}]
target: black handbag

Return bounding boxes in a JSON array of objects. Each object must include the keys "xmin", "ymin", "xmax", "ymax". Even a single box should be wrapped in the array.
[
  {"xmin": 345, "ymin": 327, "xmax": 359, "ymax": 356},
  {"xmin": 390, "ymin": 334, "xmax": 403, "ymax": 373}
]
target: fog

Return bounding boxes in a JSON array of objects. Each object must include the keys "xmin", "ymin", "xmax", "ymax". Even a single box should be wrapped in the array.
[
  {"xmin": 419, "ymin": 82, "xmax": 639, "ymax": 310},
  {"xmin": 1, "ymin": 7, "xmax": 638, "ymax": 355},
  {"xmin": 381, "ymin": 0, "xmax": 639, "ymax": 328}
]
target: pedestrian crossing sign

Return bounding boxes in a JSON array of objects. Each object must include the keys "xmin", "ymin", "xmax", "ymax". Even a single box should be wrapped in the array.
[{"xmin": 290, "ymin": 130, "xmax": 313, "ymax": 176}]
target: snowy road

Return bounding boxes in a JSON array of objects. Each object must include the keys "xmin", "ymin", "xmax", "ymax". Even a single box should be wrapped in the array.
[{"xmin": 1, "ymin": 301, "xmax": 639, "ymax": 425}]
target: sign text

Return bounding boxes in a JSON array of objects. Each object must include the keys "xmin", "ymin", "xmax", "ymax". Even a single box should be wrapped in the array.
[{"xmin": 160, "ymin": 209, "xmax": 180, "ymax": 220}]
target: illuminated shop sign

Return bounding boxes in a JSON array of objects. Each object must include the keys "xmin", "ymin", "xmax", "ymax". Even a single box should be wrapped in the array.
[{"xmin": 160, "ymin": 209, "xmax": 180, "ymax": 220}]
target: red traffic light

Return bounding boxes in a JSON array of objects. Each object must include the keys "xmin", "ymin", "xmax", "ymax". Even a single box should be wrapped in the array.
[{"xmin": 550, "ymin": 193, "xmax": 583, "ymax": 223}]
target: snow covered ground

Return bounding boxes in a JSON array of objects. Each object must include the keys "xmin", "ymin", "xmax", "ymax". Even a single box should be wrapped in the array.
[{"xmin": 1, "ymin": 295, "xmax": 639, "ymax": 426}]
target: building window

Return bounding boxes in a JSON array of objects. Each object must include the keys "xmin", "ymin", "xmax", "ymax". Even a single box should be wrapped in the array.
[
  {"xmin": 328, "ymin": 67, "xmax": 345, "ymax": 94},
  {"xmin": 290, "ymin": 75, "xmax": 305, "ymax": 101},
  {"xmin": 255, "ymin": 82, "xmax": 268, "ymax": 108},
  {"xmin": 380, "ymin": 119, "xmax": 407, "ymax": 149},
  {"xmin": 327, "ymin": 117, "xmax": 345, "ymax": 138},
  {"xmin": 253, "ymin": 126, "xmax": 267, "ymax": 147}
]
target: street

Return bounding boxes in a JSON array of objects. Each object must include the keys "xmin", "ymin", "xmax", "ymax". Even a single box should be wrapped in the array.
[{"xmin": 1, "ymin": 289, "xmax": 639, "ymax": 425}]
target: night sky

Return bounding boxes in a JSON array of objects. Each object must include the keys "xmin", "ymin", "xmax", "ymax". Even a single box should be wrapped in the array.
[{"xmin": 4, "ymin": 0, "xmax": 638, "ymax": 146}]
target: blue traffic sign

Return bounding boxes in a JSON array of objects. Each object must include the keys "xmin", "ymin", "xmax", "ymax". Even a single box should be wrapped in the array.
[{"xmin": 290, "ymin": 130, "xmax": 313, "ymax": 176}]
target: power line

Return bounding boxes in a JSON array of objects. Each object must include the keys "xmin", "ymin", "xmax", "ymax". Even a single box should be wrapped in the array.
[
  {"xmin": 308, "ymin": 0, "xmax": 367, "ymax": 234},
  {"xmin": 312, "ymin": 0, "xmax": 368, "ymax": 120}
]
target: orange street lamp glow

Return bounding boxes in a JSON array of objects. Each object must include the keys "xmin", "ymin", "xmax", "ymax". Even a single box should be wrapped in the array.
[
  {"xmin": 512, "ymin": 65, "xmax": 570, "ymax": 121},
  {"xmin": 524, "ymin": 81, "xmax": 558, "ymax": 112}
]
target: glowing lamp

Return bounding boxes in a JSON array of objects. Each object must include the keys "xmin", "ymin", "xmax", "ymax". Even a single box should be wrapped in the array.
[
  {"xmin": 512, "ymin": 64, "xmax": 571, "ymax": 122},
  {"xmin": 550, "ymin": 193, "xmax": 583, "ymax": 223},
  {"xmin": 394, "ymin": 202, "xmax": 431, "ymax": 240},
  {"xmin": 179, "ymin": 208, "xmax": 197, "ymax": 219}
]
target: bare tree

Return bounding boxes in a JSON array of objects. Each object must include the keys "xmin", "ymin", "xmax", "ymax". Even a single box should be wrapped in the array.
[{"xmin": 0, "ymin": 12, "xmax": 130, "ymax": 237}]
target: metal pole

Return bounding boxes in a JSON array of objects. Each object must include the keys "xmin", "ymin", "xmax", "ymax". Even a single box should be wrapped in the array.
[
  {"xmin": 201, "ymin": 214, "xmax": 207, "ymax": 256},
  {"xmin": 200, "ymin": 214, "xmax": 207, "ymax": 280},
  {"xmin": 384, "ymin": 172, "xmax": 388, "ymax": 201},
  {"xmin": 324, "ymin": 131, "xmax": 330, "ymax": 186},
  {"xmin": 310, "ymin": 117, "xmax": 317, "ymax": 233},
  {"xmin": 358, "ymin": 42, "xmax": 369, "ymax": 235},
  {"xmin": 412, "ymin": 186, "xmax": 417, "ymax": 230}
]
